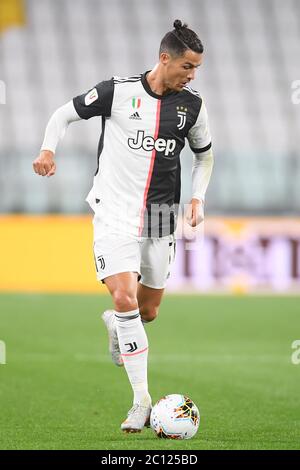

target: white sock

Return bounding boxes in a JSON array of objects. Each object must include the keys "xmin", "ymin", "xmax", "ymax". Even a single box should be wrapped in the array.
[{"xmin": 114, "ymin": 309, "xmax": 151, "ymax": 405}]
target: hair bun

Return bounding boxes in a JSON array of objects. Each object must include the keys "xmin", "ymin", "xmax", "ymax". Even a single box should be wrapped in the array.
[
  {"xmin": 173, "ymin": 19, "xmax": 188, "ymax": 30},
  {"xmin": 173, "ymin": 19, "xmax": 182, "ymax": 30}
]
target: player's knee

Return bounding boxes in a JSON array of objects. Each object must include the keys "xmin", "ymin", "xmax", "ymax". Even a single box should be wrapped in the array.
[
  {"xmin": 112, "ymin": 289, "xmax": 137, "ymax": 312},
  {"xmin": 140, "ymin": 305, "xmax": 159, "ymax": 322}
]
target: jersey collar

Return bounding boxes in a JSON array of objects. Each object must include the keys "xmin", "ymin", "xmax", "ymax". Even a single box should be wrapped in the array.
[{"xmin": 141, "ymin": 71, "xmax": 177, "ymax": 100}]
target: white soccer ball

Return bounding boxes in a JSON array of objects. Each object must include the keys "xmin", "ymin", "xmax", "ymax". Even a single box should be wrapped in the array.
[{"xmin": 150, "ymin": 394, "xmax": 200, "ymax": 440}]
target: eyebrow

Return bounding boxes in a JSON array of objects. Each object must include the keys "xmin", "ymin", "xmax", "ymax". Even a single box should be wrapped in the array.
[{"xmin": 183, "ymin": 63, "xmax": 201, "ymax": 68}]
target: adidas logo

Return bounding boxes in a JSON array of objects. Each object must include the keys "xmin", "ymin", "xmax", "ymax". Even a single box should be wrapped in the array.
[{"xmin": 129, "ymin": 111, "xmax": 142, "ymax": 120}]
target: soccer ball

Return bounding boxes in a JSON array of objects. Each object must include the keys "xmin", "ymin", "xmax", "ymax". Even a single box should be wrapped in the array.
[{"xmin": 150, "ymin": 394, "xmax": 200, "ymax": 439}]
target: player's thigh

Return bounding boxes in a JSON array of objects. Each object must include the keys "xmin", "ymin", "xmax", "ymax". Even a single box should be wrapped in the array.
[
  {"xmin": 105, "ymin": 272, "xmax": 139, "ymax": 299},
  {"xmin": 93, "ymin": 232, "xmax": 141, "ymax": 286},
  {"xmin": 94, "ymin": 234, "xmax": 140, "ymax": 311},
  {"xmin": 140, "ymin": 234, "xmax": 176, "ymax": 289}
]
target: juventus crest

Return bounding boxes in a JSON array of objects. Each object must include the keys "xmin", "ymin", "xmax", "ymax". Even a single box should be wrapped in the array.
[
  {"xmin": 177, "ymin": 106, "xmax": 187, "ymax": 130},
  {"xmin": 97, "ymin": 255, "xmax": 105, "ymax": 270}
]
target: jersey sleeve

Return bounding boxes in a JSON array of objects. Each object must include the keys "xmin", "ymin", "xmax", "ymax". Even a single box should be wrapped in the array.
[
  {"xmin": 187, "ymin": 100, "xmax": 212, "ymax": 153},
  {"xmin": 73, "ymin": 78, "xmax": 114, "ymax": 120}
]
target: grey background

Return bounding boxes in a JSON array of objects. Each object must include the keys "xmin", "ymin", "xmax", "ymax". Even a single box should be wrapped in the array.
[{"xmin": 0, "ymin": 0, "xmax": 299, "ymax": 214}]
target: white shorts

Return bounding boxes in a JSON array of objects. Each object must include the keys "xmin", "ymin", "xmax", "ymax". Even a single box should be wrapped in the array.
[{"xmin": 93, "ymin": 220, "xmax": 176, "ymax": 289}]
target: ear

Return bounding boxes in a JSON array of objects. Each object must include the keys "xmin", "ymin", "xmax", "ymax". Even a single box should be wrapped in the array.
[{"xmin": 160, "ymin": 52, "xmax": 171, "ymax": 65}]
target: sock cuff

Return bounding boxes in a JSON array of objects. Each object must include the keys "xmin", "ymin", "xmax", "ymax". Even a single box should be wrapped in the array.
[{"xmin": 114, "ymin": 308, "xmax": 140, "ymax": 323}]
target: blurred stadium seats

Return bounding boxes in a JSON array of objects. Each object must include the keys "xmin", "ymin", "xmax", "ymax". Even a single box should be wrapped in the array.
[{"xmin": 0, "ymin": 0, "xmax": 299, "ymax": 214}]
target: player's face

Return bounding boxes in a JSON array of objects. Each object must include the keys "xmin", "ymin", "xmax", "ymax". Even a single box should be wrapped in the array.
[{"xmin": 161, "ymin": 49, "xmax": 203, "ymax": 92}]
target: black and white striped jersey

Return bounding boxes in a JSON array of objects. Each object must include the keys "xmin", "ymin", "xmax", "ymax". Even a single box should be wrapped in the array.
[{"xmin": 73, "ymin": 71, "xmax": 211, "ymax": 237}]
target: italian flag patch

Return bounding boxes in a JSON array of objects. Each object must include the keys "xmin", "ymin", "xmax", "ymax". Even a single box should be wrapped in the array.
[{"xmin": 132, "ymin": 97, "xmax": 141, "ymax": 109}]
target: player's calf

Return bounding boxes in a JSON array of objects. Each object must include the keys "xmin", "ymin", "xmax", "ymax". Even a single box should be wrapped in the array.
[{"xmin": 139, "ymin": 305, "xmax": 159, "ymax": 323}]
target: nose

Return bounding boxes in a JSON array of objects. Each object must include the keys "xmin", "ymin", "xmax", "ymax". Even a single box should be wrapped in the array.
[{"xmin": 187, "ymin": 69, "xmax": 196, "ymax": 81}]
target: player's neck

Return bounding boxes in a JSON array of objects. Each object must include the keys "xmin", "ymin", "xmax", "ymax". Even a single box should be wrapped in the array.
[{"xmin": 146, "ymin": 66, "xmax": 171, "ymax": 96}]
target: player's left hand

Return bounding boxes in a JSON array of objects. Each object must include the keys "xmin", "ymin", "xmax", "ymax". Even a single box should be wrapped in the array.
[{"xmin": 186, "ymin": 198, "xmax": 204, "ymax": 227}]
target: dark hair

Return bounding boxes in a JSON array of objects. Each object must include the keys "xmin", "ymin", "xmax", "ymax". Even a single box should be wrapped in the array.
[{"xmin": 159, "ymin": 20, "xmax": 204, "ymax": 57}]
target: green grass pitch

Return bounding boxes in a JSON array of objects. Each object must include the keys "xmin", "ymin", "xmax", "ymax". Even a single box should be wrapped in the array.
[{"xmin": 0, "ymin": 293, "xmax": 300, "ymax": 450}]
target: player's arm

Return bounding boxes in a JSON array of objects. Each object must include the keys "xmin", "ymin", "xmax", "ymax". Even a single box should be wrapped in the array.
[
  {"xmin": 33, "ymin": 100, "xmax": 82, "ymax": 177},
  {"xmin": 187, "ymin": 148, "xmax": 214, "ymax": 226},
  {"xmin": 186, "ymin": 100, "xmax": 213, "ymax": 227},
  {"xmin": 33, "ymin": 79, "xmax": 114, "ymax": 177}
]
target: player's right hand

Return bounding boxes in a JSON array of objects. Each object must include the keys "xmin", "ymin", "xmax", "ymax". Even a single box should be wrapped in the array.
[{"xmin": 33, "ymin": 150, "xmax": 56, "ymax": 177}]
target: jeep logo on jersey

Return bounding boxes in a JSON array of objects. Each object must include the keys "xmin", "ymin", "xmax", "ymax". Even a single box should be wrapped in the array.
[
  {"xmin": 128, "ymin": 131, "xmax": 176, "ymax": 156},
  {"xmin": 177, "ymin": 106, "xmax": 187, "ymax": 130}
]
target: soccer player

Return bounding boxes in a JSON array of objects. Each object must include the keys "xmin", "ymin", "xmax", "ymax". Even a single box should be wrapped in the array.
[{"xmin": 33, "ymin": 20, "xmax": 213, "ymax": 433}]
